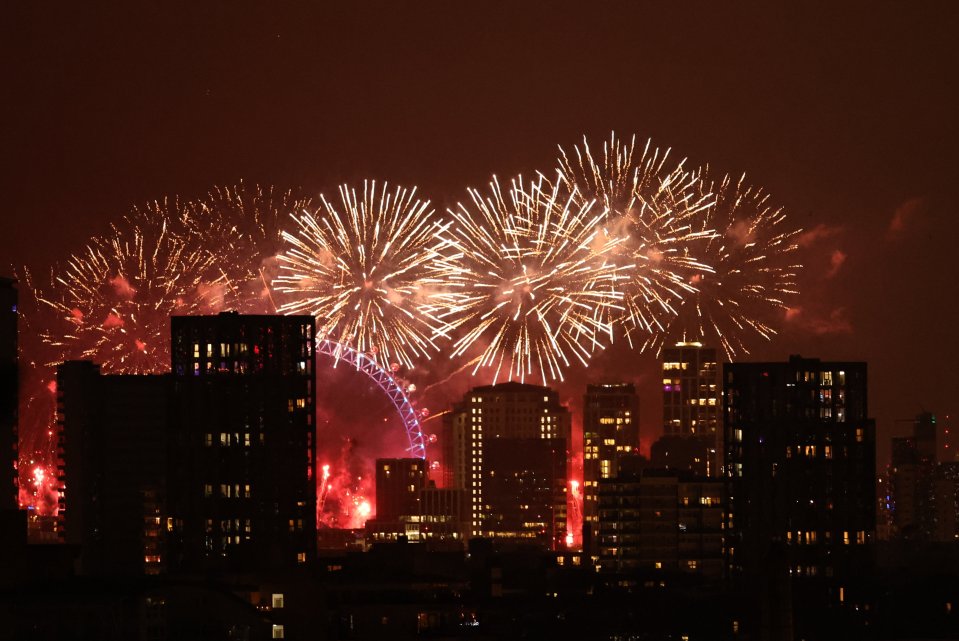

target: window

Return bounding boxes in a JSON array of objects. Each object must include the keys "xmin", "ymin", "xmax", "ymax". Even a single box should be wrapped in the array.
[
  {"xmin": 272, "ymin": 625, "xmax": 285, "ymax": 639},
  {"xmin": 272, "ymin": 593, "xmax": 284, "ymax": 609}
]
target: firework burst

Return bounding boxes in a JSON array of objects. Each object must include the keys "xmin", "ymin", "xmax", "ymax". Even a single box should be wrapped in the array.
[
  {"xmin": 646, "ymin": 171, "xmax": 802, "ymax": 357},
  {"xmin": 557, "ymin": 133, "xmax": 715, "ymax": 346},
  {"xmin": 35, "ymin": 204, "xmax": 231, "ymax": 374},
  {"xmin": 273, "ymin": 180, "xmax": 450, "ymax": 371},
  {"xmin": 433, "ymin": 173, "xmax": 625, "ymax": 384},
  {"xmin": 193, "ymin": 183, "xmax": 312, "ymax": 312}
]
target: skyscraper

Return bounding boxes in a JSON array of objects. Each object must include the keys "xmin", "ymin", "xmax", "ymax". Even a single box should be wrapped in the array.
[
  {"xmin": 724, "ymin": 356, "xmax": 876, "ymax": 636},
  {"xmin": 0, "ymin": 278, "xmax": 17, "ymax": 510},
  {"xmin": 582, "ymin": 383, "xmax": 639, "ymax": 553},
  {"xmin": 661, "ymin": 342, "xmax": 721, "ymax": 476},
  {"xmin": 168, "ymin": 313, "xmax": 317, "ymax": 571},
  {"xmin": 446, "ymin": 382, "xmax": 570, "ymax": 549}
]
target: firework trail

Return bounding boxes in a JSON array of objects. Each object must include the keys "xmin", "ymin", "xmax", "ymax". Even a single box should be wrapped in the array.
[
  {"xmin": 433, "ymin": 173, "xmax": 626, "ymax": 384},
  {"xmin": 273, "ymin": 180, "xmax": 451, "ymax": 371},
  {"xmin": 644, "ymin": 171, "xmax": 802, "ymax": 358},
  {"xmin": 193, "ymin": 183, "xmax": 312, "ymax": 313},
  {"xmin": 556, "ymin": 133, "xmax": 716, "ymax": 347}
]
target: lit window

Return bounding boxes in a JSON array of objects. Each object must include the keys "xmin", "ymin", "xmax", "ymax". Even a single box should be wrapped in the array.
[
  {"xmin": 272, "ymin": 624, "xmax": 285, "ymax": 639},
  {"xmin": 272, "ymin": 593, "xmax": 285, "ymax": 609}
]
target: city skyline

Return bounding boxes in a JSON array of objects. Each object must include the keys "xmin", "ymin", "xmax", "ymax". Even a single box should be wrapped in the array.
[{"xmin": 2, "ymin": 5, "xmax": 956, "ymax": 471}]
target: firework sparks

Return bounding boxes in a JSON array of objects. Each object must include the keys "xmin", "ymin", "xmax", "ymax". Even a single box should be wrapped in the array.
[
  {"xmin": 194, "ymin": 183, "xmax": 312, "ymax": 313},
  {"xmin": 646, "ymin": 171, "xmax": 802, "ymax": 357},
  {"xmin": 433, "ymin": 173, "xmax": 625, "ymax": 384},
  {"xmin": 566, "ymin": 478, "xmax": 583, "ymax": 548},
  {"xmin": 35, "ymin": 205, "xmax": 231, "ymax": 374},
  {"xmin": 274, "ymin": 180, "xmax": 450, "ymax": 371},
  {"xmin": 557, "ymin": 133, "xmax": 716, "ymax": 346}
]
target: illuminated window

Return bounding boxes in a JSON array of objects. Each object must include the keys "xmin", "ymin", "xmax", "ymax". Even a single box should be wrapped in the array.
[
  {"xmin": 855, "ymin": 428, "xmax": 863, "ymax": 443},
  {"xmin": 272, "ymin": 624, "xmax": 285, "ymax": 639},
  {"xmin": 272, "ymin": 593, "xmax": 285, "ymax": 609}
]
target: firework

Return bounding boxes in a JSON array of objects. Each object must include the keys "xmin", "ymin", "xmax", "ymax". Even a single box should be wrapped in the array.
[
  {"xmin": 647, "ymin": 171, "xmax": 802, "ymax": 357},
  {"xmin": 316, "ymin": 438, "xmax": 374, "ymax": 529},
  {"xmin": 433, "ymin": 173, "xmax": 625, "ymax": 384},
  {"xmin": 35, "ymin": 203, "xmax": 230, "ymax": 374},
  {"xmin": 557, "ymin": 133, "xmax": 715, "ymax": 346},
  {"xmin": 273, "ymin": 180, "xmax": 450, "ymax": 371},
  {"xmin": 193, "ymin": 183, "xmax": 312, "ymax": 313}
]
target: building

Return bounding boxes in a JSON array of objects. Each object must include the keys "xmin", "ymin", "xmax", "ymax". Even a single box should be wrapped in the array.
[
  {"xmin": 367, "ymin": 483, "xmax": 469, "ymax": 545},
  {"xmin": 56, "ymin": 361, "xmax": 171, "ymax": 575},
  {"xmin": 375, "ymin": 458, "xmax": 427, "ymax": 521},
  {"xmin": 365, "ymin": 458, "xmax": 430, "ymax": 542},
  {"xmin": 0, "ymin": 278, "xmax": 17, "ymax": 510},
  {"xmin": 649, "ymin": 434, "xmax": 715, "ymax": 478},
  {"xmin": 167, "ymin": 313, "xmax": 317, "ymax": 572},
  {"xmin": 661, "ymin": 342, "xmax": 721, "ymax": 476},
  {"xmin": 597, "ymin": 469, "xmax": 724, "ymax": 579},
  {"xmin": 724, "ymin": 356, "xmax": 876, "ymax": 636},
  {"xmin": 446, "ymin": 382, "xmax": 570, "ymax": 549},
  {"xmin": 582, "ymin": 383, "xmax": 639, "ymax": 554},
  {"xmin": 888, "ymin": 413, "xmax": 958, "ymax": 541}
]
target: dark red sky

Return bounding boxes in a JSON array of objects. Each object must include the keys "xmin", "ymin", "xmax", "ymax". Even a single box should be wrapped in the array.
[{"xmin": 2, "ymin": 3, "xmax": 957, "ymax": 464}]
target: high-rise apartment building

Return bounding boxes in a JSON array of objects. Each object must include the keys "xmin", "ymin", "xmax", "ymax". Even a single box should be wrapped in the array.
[
  {"xmin": 724, "ymin": 356, "xmax": 876, "ymax": 637},
  {"xmin": 0, "ymin": 278, "xmax": 17, "ymax": 510},
  {"xmin": 56, "ymin": 361, "xmax": 170, "ymax": 575},
  {"xmin": 661, "ymin": 342, "xmax": 721, "ymax": 476},
  {"xmin": 446, "ymin": 382, "xmax": 570, "ymax": 549},
  {"xmin": 168, "ymin": 313, "xmax": 317, "ymax": 571},
  {"xmin": 582, "ymin": 383, "xmax": 639, "ymax": 553},
  {"xmin": 597, "ymin": 469, "xmax": 724, "ymax": 579}
]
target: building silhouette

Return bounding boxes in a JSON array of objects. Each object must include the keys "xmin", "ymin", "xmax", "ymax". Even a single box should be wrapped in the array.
[
  {"xmin": 374, "ymin": 458, "xmax": 427, "ymax": 522},
  {"xmin": 661, "ymin": 342, "xmax": 721, "ymax": 476},
  {"xmin": 445, "ymin": 382, "xmax": 570, "ymax": 549},
  {"xmin": 582, "ymin": 383, "xmax": 639, "ymax": 554},
  {"xmin": 56, "ymin": 361, "xmax": 170, "ymax": 575},
  {"xmin": 597, "ymin": 468, "xmax": 724, "ymax": 579},
  {"xmin": 888, "ymin": 413, "xmax": 959, "ymax": 541},
  {"xmin": 167, "ymin": 313, "xmax": 317, "ymax": 572},
  {"xmin": 724, "ymin": 355, "xmax": 876, "ymax": 638}
]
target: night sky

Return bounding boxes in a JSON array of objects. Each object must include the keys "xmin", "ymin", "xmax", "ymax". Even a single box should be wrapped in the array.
[{"xmin": 3, "ymin": 3, "xmax": 957, "ymax": 465}]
